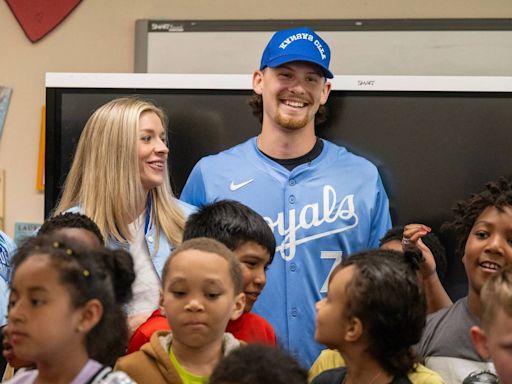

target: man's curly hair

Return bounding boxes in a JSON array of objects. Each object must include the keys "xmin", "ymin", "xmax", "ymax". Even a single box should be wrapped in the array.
[{"xmin": 443, "ymin": 177, "xmax": 512, "ymax": 259}]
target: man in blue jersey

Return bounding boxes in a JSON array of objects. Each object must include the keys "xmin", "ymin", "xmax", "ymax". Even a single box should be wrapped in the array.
[{"xmin": 181, "ymin": 26, "xmax": 392, "ymax": 366}]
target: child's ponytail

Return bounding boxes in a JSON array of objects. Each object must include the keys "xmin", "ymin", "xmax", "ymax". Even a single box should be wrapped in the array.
[
  {"xmin": 86, "ymin": 247, "xmax": 135, "ymax": 366},
  {"xmin": 402, "ymin": 247, "xmax": 422, "ymax": 272},
  {"xmin": 95, "ymin": 248, "xmax": 135, "ymax": 306}
]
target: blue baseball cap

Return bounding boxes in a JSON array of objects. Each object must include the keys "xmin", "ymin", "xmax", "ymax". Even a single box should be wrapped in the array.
[{"xmin": 260, "ymin": 26, "xmax": 333, "ymax": 79}]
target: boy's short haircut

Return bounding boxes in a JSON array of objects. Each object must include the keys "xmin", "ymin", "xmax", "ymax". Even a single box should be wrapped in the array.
[
  {"xmin": 162, "ymin": 237, "xmax": 243, "ymax": 294},
  {"xmin": 183, "ymin": 200, "xmax": 276, "ymax": 263},
  {"xmin": 480, "ymin": 265, "xmax": 512, "ymax": 332},
  {"xmin": 443, "ymin": 177, "xmax": 512, "ymax": 258},
  {"xmin": 210, "ymin": 344, "xmax": 307, "ymax": 384},
  {"xmin": 379, "ymin": 225, "xmax": 448, "ymax": 279},
  {"xmin": 333, "ymin": 249, "xmax": 426, "ymax": 378},
  {"xmin": 38, "ymin": 212, "xmax": 104, "ymax": 245}
]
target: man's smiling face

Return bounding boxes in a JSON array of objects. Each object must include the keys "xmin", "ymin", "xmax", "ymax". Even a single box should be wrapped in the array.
[{"xmin": 252, "ymin": 61, "xmax": 331, "ymax": 132}]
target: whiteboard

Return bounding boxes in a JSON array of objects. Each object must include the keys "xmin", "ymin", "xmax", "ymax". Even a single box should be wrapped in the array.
[{"xmin": 135, "ymin": 19, "xmax": 512, "ymax": 76}]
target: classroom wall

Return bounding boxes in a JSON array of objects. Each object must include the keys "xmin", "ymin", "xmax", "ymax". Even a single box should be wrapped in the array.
[{"xmin": 1, "ymin": 0, "xmax": 512, "ymax": 237}]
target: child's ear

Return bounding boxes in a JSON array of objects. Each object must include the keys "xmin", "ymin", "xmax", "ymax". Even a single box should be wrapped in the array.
[
  {"xmin": 159, "ymin": 289, "xmax": 164, "ymax": 308},
  {"xmin": 345, "ymin": 317, "xmax": 363, "ymax": 343},
  {"xmin": 78, "ymin": 298, "xmax": 103, "ymax": 334},
  {"xmin": 158, "ymin": 289, "xmax": 167, "ymax": 317},
  {"xmin": 230, "ymin": 292, "xmax": 246, "ymax": 321},
  {"xmin": 470, "ymin": 325, "xmax": 490, "ymax": 360}
]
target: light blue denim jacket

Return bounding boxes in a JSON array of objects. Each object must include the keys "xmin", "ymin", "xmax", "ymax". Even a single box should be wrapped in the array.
[{"xmin": 68, "ymin": 198, "xmax": 195, "ymax": 279}]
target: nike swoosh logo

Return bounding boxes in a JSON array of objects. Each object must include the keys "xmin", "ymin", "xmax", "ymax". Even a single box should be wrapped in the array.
[{"xmin": 230, "ymin": 179, "xmax": 254, "ymax": 191}]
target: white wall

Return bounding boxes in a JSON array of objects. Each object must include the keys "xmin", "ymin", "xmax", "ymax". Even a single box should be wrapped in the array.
[{"xmin": 1, "ymin": 0, "xmax": 512, "ymax": 236}]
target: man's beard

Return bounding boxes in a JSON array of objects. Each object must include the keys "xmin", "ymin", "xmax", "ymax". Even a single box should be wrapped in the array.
[{"xmin": 274, "ymin": 111, "xmax": 310, "ymax": 130}]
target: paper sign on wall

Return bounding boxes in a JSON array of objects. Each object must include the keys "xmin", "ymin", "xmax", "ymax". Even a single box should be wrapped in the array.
[{"xmin": 14, "ymin": 222, "xmax": 41, "ymax": 245}]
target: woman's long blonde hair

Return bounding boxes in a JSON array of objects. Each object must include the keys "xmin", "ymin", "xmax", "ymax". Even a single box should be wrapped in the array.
[{"xmin": 55, "ymin": 97, "xmax": 186, "ymax": 248}]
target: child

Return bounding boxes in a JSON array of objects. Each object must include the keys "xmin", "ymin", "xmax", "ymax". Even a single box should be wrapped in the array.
[
  {"xmin": 379, "ymin": 225, "xmax": 447, "ymax": 280},
  {"xmin": 0, "ymin": 231, "xmax": 15, "ymax": 282},
  {"xmin": 2, "ymin": 324, "xmax": 34, "ymax": 381},
  {"xmin": 0, "ymin": 231, "xmax": 16, "ymax": 328},
  {"xmin": 37, "ymin": 212, "xmax": 104, "ymax": 248},
  {"xmin": 417, "ymin": 177, "xmax": 512, "ymax": 383},
  {"xmin": 0, "ymin": 231, "xmax": 16, "ymax": 380},
  {"xmin": 0, "ymin": 213, "xmax": 106, "ymax": 380},
  {"xmin": 5, "ymin": 234, "xmax": 136, "ymax": 383},
  {"xmin": 127, "ymin": 199, "xmax": 276, "ymax": 353},
  {"xmin": 210, "ymin": 344, "xmax": 307, "ymax": 384},
  {"xmin": 471, "ymin": 265, "xmax": 512, "ymax": 384},
  {"xmin": 309, "ymin": 227, "xmax": 446, "ymax": 384},
  {"xmin": 115, "ymin": 237, "xmax": 246, "ymax": 383},
  {"xmin": 384, "ymin": 224, "xmax": 452, "ymax": 314},
  {"xmin": 313, "ymin": 249, "xmax": 426, "ymax": 384}
]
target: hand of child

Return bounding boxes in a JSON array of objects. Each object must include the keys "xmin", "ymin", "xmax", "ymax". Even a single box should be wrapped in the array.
[{"xmin": 402, "ymin": 224, "xmax": 436, "ymax": 279}]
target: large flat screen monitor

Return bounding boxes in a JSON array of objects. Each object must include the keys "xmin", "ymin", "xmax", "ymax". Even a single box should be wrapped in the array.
[{"xmin": 46, "ymin": 73, "xmax": 512, "ymax": 298}]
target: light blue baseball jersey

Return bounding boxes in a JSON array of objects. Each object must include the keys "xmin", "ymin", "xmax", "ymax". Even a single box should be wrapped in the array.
[{"xmin": 180, "ymin": 138, "xmax": 391, "ymax": 366}]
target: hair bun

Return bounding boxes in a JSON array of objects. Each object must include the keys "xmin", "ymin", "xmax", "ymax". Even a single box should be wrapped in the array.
[
  {"xmin": 402, "ymin": 247, "xmax": 422, "ymax": 271},
  {"xmin": 111, "ymin": 249, "xmax": 135, "ymax": 305},
  {"xmin": 96, "ymin": 248, "xmax": 135, "ymax": 305}
]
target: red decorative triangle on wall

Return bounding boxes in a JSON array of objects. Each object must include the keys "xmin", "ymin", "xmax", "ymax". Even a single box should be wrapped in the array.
[{"xmin": 5, "ymin": 0, "xmax": 82, "ymax": 43}]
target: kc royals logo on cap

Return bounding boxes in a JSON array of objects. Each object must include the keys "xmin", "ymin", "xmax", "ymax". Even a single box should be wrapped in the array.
[{"xmin": 260, "ymin": 26, "xmax": 334, "ymax": 79}]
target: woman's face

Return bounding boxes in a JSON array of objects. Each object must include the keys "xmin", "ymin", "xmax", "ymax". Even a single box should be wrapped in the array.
[{"xmin": 138, "ymin": 111, "xmax": 169, "ymax": 193}]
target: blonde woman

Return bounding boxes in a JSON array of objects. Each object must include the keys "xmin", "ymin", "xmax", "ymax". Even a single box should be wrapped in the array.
[{"xmin": 54, "ymin": 97, "xmax": 194, "ymax": 331}]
